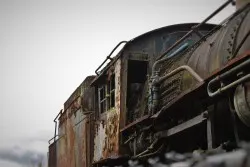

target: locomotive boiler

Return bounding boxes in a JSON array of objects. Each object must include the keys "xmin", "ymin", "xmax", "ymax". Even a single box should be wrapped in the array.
[{"xmin": 48, "ymin": 1, "xmax": 250, "ymax": 167}]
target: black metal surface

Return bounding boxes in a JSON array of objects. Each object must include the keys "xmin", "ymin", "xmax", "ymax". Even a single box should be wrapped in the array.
[{"xmin": 158, "ymin": 112, "xmax": 207, "ymax": 138}]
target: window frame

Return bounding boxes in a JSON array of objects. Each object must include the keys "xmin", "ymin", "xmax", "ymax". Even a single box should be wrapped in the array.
[{"xmin": 98, "ymin": 74, "xmax": 115, "ymax": 114}]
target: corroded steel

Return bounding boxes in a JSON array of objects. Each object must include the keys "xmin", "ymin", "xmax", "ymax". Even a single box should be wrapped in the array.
[
  {"xmin": 48, "ymin": 142, "xmax": 57, "ymax": 167},
  {"xmin": 103, "ymin": 108, "xmax": 119, "ymax": 157},
  {"xmin": 93, "ymin": 59, "xmax": 121, "ymax": 163},
  {"xmin": 93, "ymin": 119, "xmax": 106, "ymax": 162},
  {"xmin": 74, "ymin": 110, "xmax": 88, "ymax": 167},
  {"xmin": 48, "ymin": 3, "xmax": 250, "ymax": 166},
  {"xmin": 55, "ymin": 76, "xmax": 95, "ymax": 167}
]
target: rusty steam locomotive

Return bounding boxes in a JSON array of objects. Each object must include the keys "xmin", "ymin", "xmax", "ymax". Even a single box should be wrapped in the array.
[{"xmin": 48, "ymin": 1, "xmax": 250, "ymax": 167}]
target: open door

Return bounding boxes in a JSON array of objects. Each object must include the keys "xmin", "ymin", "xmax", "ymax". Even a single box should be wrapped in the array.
[{"xmin": 126, "ymin": 56, "xmax": 148, "ymax": 124}]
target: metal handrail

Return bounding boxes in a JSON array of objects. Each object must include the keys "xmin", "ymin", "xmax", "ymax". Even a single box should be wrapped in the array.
[
  {"xmin": 156, "ymin": 0, "xmax": 235, "ymax": 62},
  {"xmin": 208, "ymin": 74, "xmax": 250, "ymax": 97},
  {"xmin": 154, "ymin": 65, "xmax": 203, "ymax": 85},
  {"xmin": 207, "ymin": 58, "xmax": 250, "ymax": 97},
  {"xmin": 95, "ymin": 41, "xmax": 127, "ymax": 75},
  {"xmin": 48, "ymin": 135, "xmax": 62, "ymax": 144},
  {"xmin": 53, "ymin": 109, "xmax": 63, "ymax": 143}
]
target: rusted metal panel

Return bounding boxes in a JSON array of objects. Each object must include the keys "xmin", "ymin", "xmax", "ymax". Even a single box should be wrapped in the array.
[
  {"xmin": 64, "ymin": 87, "xmax": 81, "ymax": 112},
  {"xmin": 103, "ymin": 109, "xmax": 119, "ymax": 158},
  {"xmin": 93, "ymin": 120, "xmax": 106, "ymax": 162},
  {"xmin": 57, "ymin": 121, "xmax": 68, "ymax": 167},
  {"xmin": 93, "ymin": 59, "xmax": 121, "ymax": 163},
  {"xmin": 57, "ymin": 108, "xmax": 76, "ymax": 167},
  {"xmin": 55, "ymin": 76, "xmax": 95, "ymax": 167},
  {"xmin": 57, "ymin": 110, "xmax": 79, "ymax": 167},
  {"xmin": 57, "ymin": 109, "xmax": 89, "ymax": 167},
  {"xmin": 74, "ymin": 109, "xmax": 87, "ymax": 167},
  {"xmin": 48, "ymin": 142, "xmax": 57, "ymax": 167},
  {"xmin": 120, "ymin": 57, "xmax": 128, "ymax": 130}
]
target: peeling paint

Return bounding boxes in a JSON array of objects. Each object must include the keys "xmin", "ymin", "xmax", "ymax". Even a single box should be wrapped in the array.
[
  {"xmin": 93, "ymin": 59, "xmax": 121, "ymax": 162},
  {"xmin": 50, "ymin": 76, "xmax": 95, "ymax": 167}
]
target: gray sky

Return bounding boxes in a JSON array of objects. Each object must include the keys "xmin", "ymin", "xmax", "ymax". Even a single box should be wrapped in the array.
[{"xmin": 0, "ymin": 0, "xmax": 235, "ymax": 166}]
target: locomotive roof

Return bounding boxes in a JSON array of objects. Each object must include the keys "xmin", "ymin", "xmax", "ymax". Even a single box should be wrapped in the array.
[
  {"xmin": 130, "ymin": 23, "xmax": 216, "ymax": 42},
  {"xmin": 91, "ymin": 22, "xmax": 217, "ymax": 86}
]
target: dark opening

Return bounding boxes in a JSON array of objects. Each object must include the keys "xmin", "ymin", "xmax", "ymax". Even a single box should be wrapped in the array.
[{"xmin": 126, "ymin": 60, "xmax": 148, "ymax": 124}]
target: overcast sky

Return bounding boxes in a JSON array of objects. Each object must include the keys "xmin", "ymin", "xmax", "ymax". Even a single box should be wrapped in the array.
[{"xmin": 0, "ymin": 0, "xmax": 235, "ymax": 166}]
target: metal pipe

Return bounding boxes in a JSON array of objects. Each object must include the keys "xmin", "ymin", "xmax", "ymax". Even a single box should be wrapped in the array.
[
  {"xmin": 133, "ymin": 149, "xmax": 150, "ymax": 159},
  {"xmin": 133, "ymin": 138, "xmax": 159, "ymax": 158},
  {"xmin": 150, "ymin": 43, "xmax": 190, "ymax": 114},
  {"xmin": 156, "ymin": 0, "xmax": 234, "ymax": 61},
  {"xmin": 222, "ymin": 58, "xmax": 250, "ymax": 78},
  {"xmin": 74, "ymin": 116, "xmax": 89, "ymax": 127},
  {"xmin": 197, "ymin": 0, "xmax": 235, "ymax": 26},
  {"xmin": 48, "ymin": 135, "xmax": 60, "ymax": 144},
  {"xmin": 95, "ymin": 41, "xmax": 127, "ymax": 75},
  {"xmin": 208, "ymin": 73, "xmax": 250, "ymax": 97},
  {"xmin": 150, "ymin": 65, "xmax": 203, "ymax": 114},
  {"xmin": 48, "ymin": 134, "xmax": 65, "ymax": 144},
  {"xmin": 124, "ymin": 134, "xmax": 136, "ymax": 145},
  {"xmin": 138, "ymin": 144, "xmax": 164, "ymax": 158},
  {"xmin": 53, "ymin": 109, "xmax": 63, "ymax": 142},
  {"xmin": 155, "ymin": 65, "xmax": 203, "ymax": 85},
  {"xmin": 207, "ymin": 58, "xmax": 250, "ymax": 97}
]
